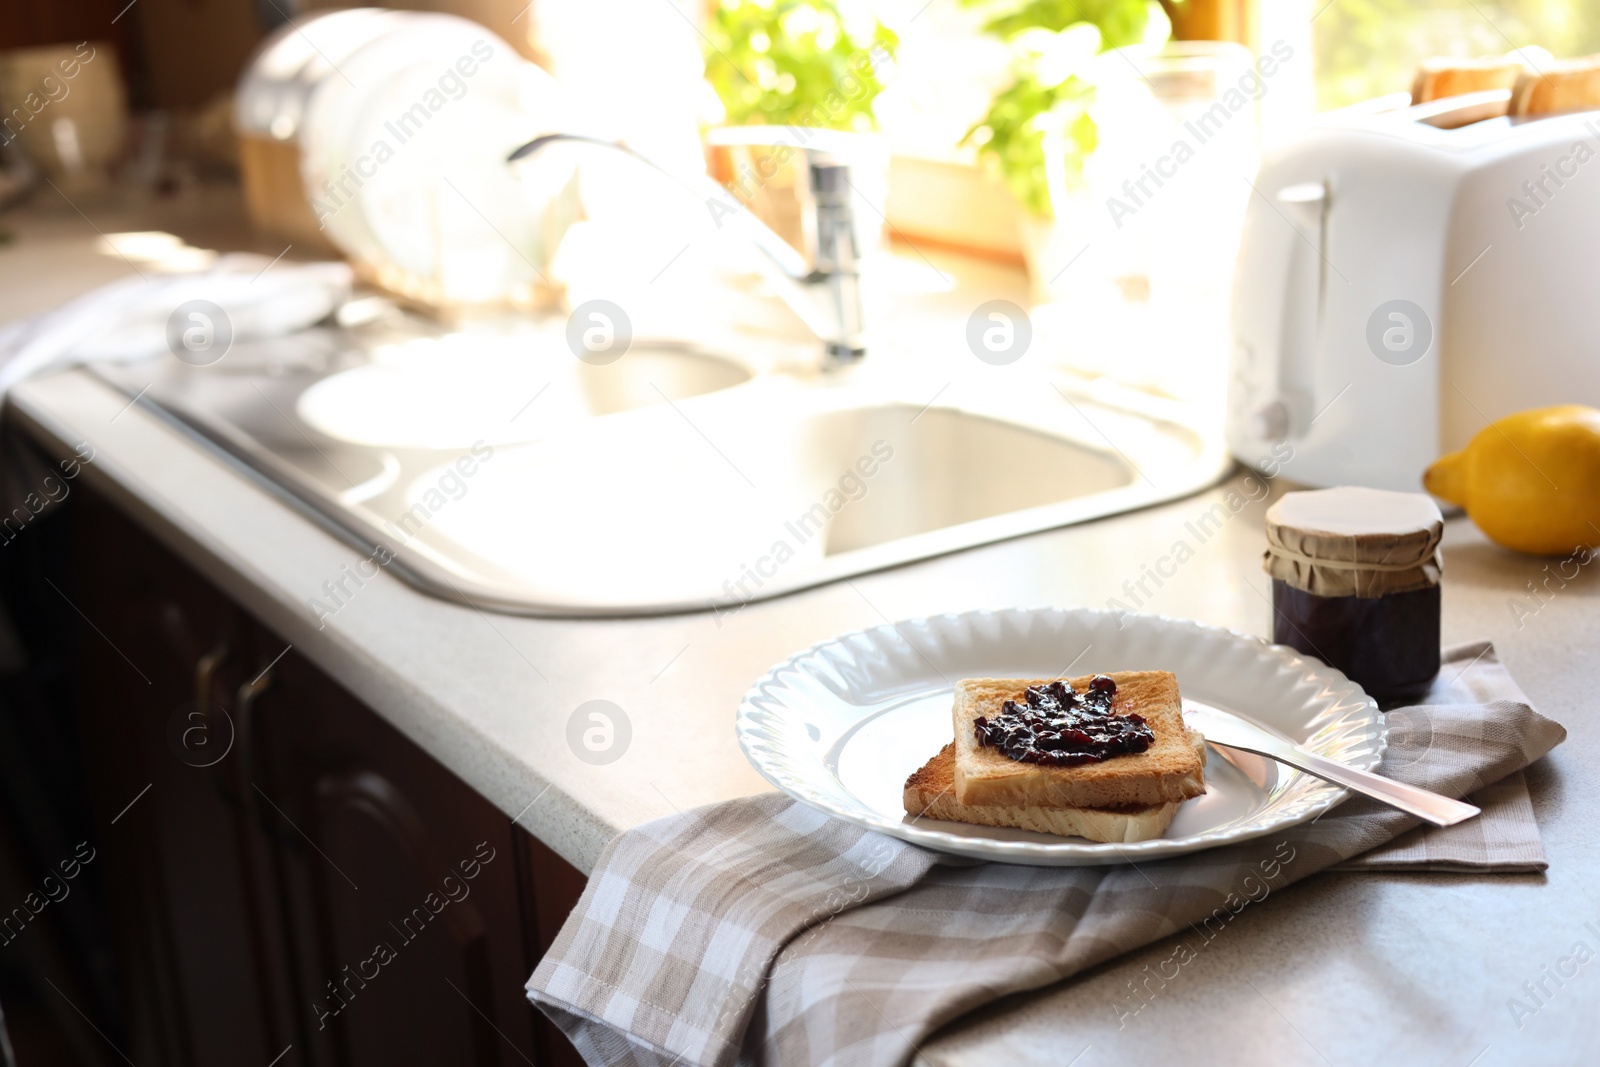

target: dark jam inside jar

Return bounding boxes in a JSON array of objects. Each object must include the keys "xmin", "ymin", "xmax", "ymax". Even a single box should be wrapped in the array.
[
  {"xmin": 972, "ymin": 675, "xmax": 1155, "ymax": 766},
  {"xmin": 1272, "ymin": 580, "xmax": 1440, "ymax": 704}
]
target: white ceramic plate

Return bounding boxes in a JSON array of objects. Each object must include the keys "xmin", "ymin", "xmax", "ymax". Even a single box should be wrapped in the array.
[{"xmin": 737, "ymin": 607, "xmax": 1384, "ymax": 865}]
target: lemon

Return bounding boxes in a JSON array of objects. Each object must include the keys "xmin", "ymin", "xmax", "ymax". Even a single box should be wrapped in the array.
[{"xmin": 1424, "ymin": 405, "xmax": 1600, "ymax": 555}]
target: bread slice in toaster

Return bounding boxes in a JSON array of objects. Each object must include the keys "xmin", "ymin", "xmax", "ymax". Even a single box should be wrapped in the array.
[
  {"xmin": 1411, "ymin": 57, "xmax": 1523, "ymax": 104},
  {"xmin": 1511, "ymin": 55, "xmax": 1600, "ymax": 116}
]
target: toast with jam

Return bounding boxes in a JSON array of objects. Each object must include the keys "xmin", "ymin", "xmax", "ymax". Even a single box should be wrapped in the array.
[{"xmin": 901, "ymin": 670, "xmax": 1206, "ymax": 844}]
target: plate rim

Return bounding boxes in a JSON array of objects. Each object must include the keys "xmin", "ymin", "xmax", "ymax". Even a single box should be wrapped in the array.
[{"xmin": 736, "ymin": 605, "xmax": 1385, "ymax": 865}]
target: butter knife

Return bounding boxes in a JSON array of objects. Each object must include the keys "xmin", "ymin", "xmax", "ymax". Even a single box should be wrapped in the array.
[{"xmin": 1182, "ymin": 700, "xmax": 1480, "ymax": 827}]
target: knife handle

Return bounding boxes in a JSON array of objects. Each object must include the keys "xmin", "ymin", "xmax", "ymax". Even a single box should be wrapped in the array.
[{"xmin": 1249, "ymin": 744, "xmax": 1481, "ymax": 827}]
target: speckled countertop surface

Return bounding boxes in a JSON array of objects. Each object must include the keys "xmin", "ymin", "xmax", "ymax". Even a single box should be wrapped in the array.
[{"xmin": 4, "ymin": 190, "xmax": 1593, "ymax": 1065}]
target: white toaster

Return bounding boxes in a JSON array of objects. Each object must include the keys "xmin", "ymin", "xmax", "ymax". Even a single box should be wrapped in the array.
[{"xmin": 1228, "ymin": 91, "xmax": 1600, "ymax": 490}]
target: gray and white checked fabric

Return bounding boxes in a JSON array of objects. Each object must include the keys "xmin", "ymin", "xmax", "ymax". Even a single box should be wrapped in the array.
[
  {"xmin": 1338, "ymin": 641, "xmax": 1554, "ymax": 872},
  {"xmin": 527, "ymin": 642, "xmax": 1565, "ymax": 1067}
]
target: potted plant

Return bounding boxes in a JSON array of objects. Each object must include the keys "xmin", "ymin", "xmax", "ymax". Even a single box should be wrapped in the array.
[
  {"xmin": 699, "ymin": 0, "xmax": 898, "ymax": 253},
  {"xmin": 960, "ymin": 0, "xmax": 1166, "ymax": 300}
]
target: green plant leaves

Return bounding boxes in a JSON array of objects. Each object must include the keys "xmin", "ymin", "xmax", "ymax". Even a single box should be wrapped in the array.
[
  {"xmin": 703, "ymin": 0, "xmax": 899, "ymax": 131},
  {"xmin": 966, "ymin": 0, "xmax": 1151, "ymax": 49},
  {"xmin": 961, "ymin": 0, "xmax": 1159, "ymax": 217},
  {"xmin": 962, "ymin": 70, "xmax": 1096, "ymax": 217}
]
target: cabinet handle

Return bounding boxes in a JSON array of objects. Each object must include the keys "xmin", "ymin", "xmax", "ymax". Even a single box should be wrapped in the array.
[
  {"xmin": 195, "ymin": 640, "xmax": 229, "ymax": 709},
  {"xmin": 193, "ymin": 640, "xmax": 241, "ymax": 806},
  {"xmin": 236, "ymin": 667, "xmax": 292, "ymax": 843}
]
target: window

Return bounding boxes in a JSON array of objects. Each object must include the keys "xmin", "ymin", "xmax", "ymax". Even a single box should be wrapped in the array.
[{"xmin": 1312, "ymin": 0, "xmax": 1600, "ymax": 109}]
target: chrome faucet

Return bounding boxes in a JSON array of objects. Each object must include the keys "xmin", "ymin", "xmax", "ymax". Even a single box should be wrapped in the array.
[{"xmin": 508, "ymin": 132, "xmax": 866, "ymax": 368}]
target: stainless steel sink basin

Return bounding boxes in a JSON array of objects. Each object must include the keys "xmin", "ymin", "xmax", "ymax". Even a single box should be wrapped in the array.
[
  {"xmin": 297, "ymin": 336, "xmax": 751, "ymax": 449},
  {"xmin": 90, "ymin": 308, "xmax": 1230, "ymax": 616},
  {"xmin": 788, "ymin": 405, "xmax": 1131, "ymax": 555}
]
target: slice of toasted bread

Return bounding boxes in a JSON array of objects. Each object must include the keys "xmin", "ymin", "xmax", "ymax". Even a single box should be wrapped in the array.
[
  {"xmin": 952, "ymin": 672, "xmax": 1206, "ymax": 810},
  {"xmin": 904, "ymin": 744, "xmax": 1179, "ymax": 843},
  {"xmin": 1411, "ymin": 57, "xmax": 1522, "ymax": 104},
  {"xmin": 1511, "ymin": 54, "xmax": 1600, "ymax": 116}
]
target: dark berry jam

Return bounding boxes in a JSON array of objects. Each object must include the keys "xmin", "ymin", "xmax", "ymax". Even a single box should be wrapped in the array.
[
  {"xmin": 1271, "ymin": 580, "xmax": 1440, "ymax": 704},
  {"xmin": 972, "ymin": 675, "xmax": 1155, "ymax": 767}
]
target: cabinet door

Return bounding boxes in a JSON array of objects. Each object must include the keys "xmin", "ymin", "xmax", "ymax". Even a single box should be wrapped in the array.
[
  {"xmin": 71, "ymin": 487, "xmax": 585, "ymax": 1067},
  {"xmin": 72, "ymin": 492, "xmax": 297, "ymax": 1065},
  {"xmin": 252, "ymin": 645, "xmax": 543, "ymax": 1067},
  {"xmin": 515, "ymin": 832, "xmax": 589, "ymax": 1067}
]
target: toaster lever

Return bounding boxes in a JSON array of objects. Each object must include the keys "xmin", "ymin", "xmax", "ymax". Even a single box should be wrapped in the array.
[
  {"xmin": 1277, "ymin": 182, "xmax": 1326, "ymax": 212},
  {"xmin": 1231, "ymin": 175, "xmax": 1330, "ymax": 457},
  {"xmin": 1274, "ymin": 180, "xmax": 1329, "ymax": 438}
]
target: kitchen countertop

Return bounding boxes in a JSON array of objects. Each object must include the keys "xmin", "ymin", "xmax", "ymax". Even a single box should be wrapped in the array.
[{"xmin": 4, "ymin": 189, "xmax": 1595, "ymax": 1065}]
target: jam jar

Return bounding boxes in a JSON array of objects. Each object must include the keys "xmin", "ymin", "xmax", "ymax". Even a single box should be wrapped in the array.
[{"xmin": 1264, "ymin": 487, "xmax": 1443, "ymax": 704}]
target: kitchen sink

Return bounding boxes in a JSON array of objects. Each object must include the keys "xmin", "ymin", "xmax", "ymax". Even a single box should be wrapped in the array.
[
  {"xmin": 296, "ymin": 334, "xmax": 752, "ymax": 449},
  {"xmin": 402, "ymin": 397, "xmax": 1141, "ymax": 608},
  {"xmin": 89, "ymin": 304, "xmax": 1230, "ymax": 616},
  {"xmin": 786, "ymin": 404, "xmax": 1132, "ymax": 554}
]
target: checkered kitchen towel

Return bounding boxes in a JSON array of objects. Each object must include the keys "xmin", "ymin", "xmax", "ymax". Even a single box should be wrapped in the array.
[
  {"xmin": 527, "ymin": 642, "xmax": 1565, "ymax": 1067},
  {"xmin": 1336, "ymin": 641, "xmax": 1555, "ymax": 872}
]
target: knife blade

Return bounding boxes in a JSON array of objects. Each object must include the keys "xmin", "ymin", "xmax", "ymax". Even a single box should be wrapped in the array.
[{"xmin": 1182, "ymin": 699, "xmax": 1479, "ymax": 827}]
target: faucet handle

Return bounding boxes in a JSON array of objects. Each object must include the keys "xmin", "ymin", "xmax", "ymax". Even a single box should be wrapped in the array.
[
  {"xmin": 511, "ymin": 130, "xmax": 867, "ymax": 365},
  {"xmin": 703, "ymin": 127, "xmax": 864, "ymax": 254},
  {"xmin": 808, "ymin": 156, "xmax": 852, "ymax": 207},
  {"xmin": 704, "ymin": 128, "xmax": 868, "ymax": 366},
  {"xmin": 806, "ymin": 158, "xmax": 865, "ymax": 363},
  {"xmin": 808, "ymin": 159, "xmax": 858, "ymax": 282}
]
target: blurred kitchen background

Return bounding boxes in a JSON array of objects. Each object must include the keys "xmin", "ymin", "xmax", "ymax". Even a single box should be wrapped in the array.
[
  {"xmin": 2, "ymin": 0, "xmax": 1594, "ymax": 408},
  {"xmin": 1, "ymin": 0, "xmax": 1599, "ymax": 1062}
]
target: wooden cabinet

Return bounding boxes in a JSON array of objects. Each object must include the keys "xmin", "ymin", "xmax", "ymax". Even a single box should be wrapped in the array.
[
  {"xmin": 72, "ymin": 489, "xmax": 270, "ymax": 1066},
  {"xmin": 67, "ymin": 488, "xmax": 584, "ymax": 1067}
]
